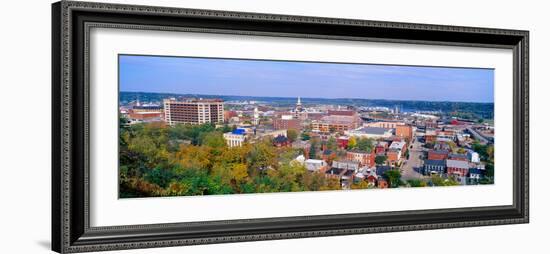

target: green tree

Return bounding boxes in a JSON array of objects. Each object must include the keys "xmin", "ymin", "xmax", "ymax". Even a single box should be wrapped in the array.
[
  {"xmin": 486, "ymin": 145, "xmax": 494, "ymax": 160},
  {"xmin": 430, "ymin": 175, "xmax": 459, "ymax": 186},
  {"xmin": 301, "ymin": 132, "xmax": 311, "ymax": 141},
  {"xmin": 472, "ymin": 141, "xmax": 489, "ymax": 160},
  {"xmin": 143, "ymin": 167, "xmax": 175, "ymax": 188},
  {"xmin": 320, "ymin": 177, "xmax": 341, "ymax": 191},
  {"xmin": 309, "ymin": 141, "xmax": 317, "ymax": 159},
  {"xmin": 485, "ymin": 162, "xmax": 494, "ymax": 178},
  {"xmin": 247, "ymin": 139, "xmax": 276, "ymax": 175},
  {"xmin": 287, "ymin": 129, "xmax": 298, "ymax": 142},
  {"xmin": 301, "ymin": 171, "xmax": 326, "ymax": 191},
  {"xmin": 407, "ymin": 179, "xmax": 426, "ymax": 187},
  {"xmin": 350, "ymin": 179, "xmax": 370, "ymax": 189},
  {"xmin": 231, "ymin": 163, "xmax": 249, "ymax": 183},
  {"xmin": 375, "ymin": 155, "xmax": 387, "ymax": 165},
  {"xmin": 356, "ymin": 138, "xmax": 373, "ymax": 152},
  {"xmin": 201, "ymin": 131, "xmax": 226, "ymax": 156},
  {"xmin": 384, "ymin": 170, "xmax": 402, "ymax": 188},
  {"xmin": 327, "ymin": 136, "xmax": 337, "ymax": 151},
  {"xmin": 218, "ymin": 124, "xmax": 233, "ymax": 133}
]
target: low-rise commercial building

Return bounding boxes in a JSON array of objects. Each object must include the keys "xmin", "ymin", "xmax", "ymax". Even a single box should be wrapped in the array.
[
  {"xmin": 345, "ymin": 127, "xmax": 393, "ymax": 139},
  {"xmin": 423, "ymin": 159, "xmax": 446, "ymax": 175},
  {"xmin": 304, "ymin": 159, "xmax": 328, "ymax": 172},
  {"xmin": 331, "ymin": 160, "xmax": 361, "ymax": 172},
  {"xmin": 446, "ymin": 159, "xmax": 470, "ymax": 177}
]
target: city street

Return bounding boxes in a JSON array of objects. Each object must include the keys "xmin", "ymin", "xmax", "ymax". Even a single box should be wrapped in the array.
[{"xmin": 400, "ymin": 134, "xmax": 427, "ymax": 180}]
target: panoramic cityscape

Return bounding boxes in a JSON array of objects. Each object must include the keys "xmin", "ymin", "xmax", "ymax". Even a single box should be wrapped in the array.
[{"xmin": 118, "ymin": 55, "xmax": 495, "ymax": 198}]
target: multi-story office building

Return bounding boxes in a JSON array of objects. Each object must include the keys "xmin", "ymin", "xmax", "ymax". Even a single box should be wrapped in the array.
[
  {"xmin": 163, "ymin": 98, "xmax": 224, "ymax": 126},
  {"xmin": 273, "ymin": 117, "xmax": 301, "ymax": 131},
  {"xmin": 311, "ymin": 114, "xmax": 361, "ymax": 133}
]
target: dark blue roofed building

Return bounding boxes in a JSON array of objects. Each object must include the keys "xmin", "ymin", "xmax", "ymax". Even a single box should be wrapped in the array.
[{"xmin": 273, "ymin": 135, "xmax": 290, "ymax": 147}]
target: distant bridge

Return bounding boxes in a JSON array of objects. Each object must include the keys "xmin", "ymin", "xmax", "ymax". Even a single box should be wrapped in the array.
[{"xmin": 466, "ymin": 127, "xmax": 493, "ymax": 144}]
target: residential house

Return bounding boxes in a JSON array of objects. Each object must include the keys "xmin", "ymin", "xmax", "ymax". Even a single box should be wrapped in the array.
[
  {"xmin": 467, "ymin": 150, "xmax": 480, "ymax": 163},
  {"xmin": 273, "ymin": 135, "xmax": 291, "ymax": 147},
  {"xmin": 304, "ymin": 159, "xmax": 328, "ymax": 172},
  {"xmin": 337, "ymin": 136, "xmax": 349, "ymax": 149},
  {"xmin": 346, "ymin": 149, "xmax": 376, "ymax": 167},
  {"xmin": 332, "ymin": 160, "xmax": 361, "ymax": 172}
]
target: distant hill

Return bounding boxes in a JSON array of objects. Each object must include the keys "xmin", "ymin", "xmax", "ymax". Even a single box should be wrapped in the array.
[{"xmin": 120, "ymin": 91, "xmax": 494, "ymax": 119}]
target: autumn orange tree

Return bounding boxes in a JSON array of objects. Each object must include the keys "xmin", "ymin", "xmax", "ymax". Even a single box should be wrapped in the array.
[{"xmin": 120, "ymin": 121, "xmax": 354, "ymax": 198}]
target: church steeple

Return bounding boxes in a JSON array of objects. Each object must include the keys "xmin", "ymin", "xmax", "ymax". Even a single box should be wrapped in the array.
[{"xmin": 296, "ymin": 97, "xmax": 302, "ymax": 106}]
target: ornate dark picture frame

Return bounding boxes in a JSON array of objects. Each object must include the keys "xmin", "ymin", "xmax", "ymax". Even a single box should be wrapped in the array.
[{"xmin": 52, "ymin": 1, "xmax": 529, "ymax": 253}]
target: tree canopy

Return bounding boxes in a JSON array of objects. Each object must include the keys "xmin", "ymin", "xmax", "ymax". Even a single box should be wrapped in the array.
[{"xmin": 119, "ymin": 121, "xmax": 373, "ymax": 198}]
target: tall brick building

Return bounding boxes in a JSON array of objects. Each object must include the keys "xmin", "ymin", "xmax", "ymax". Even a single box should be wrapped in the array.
[
  {"xmin": 163, "ymin": 98, "xmax": 224, "ymax": 126},
  {"xmin": 273, "ymin": 118, "xmax": 301, "ymax": 130}
]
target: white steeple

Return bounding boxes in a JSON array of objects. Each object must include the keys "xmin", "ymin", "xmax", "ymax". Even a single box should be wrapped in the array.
[{"xmin": 297, "ymin": 97, "xmax": 302, "ymax": 106}]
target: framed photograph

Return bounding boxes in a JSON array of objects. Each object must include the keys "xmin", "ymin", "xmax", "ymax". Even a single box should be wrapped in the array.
[{"xmin": 52, "ymin": 1, "xmax": 529, "ymax": 253}]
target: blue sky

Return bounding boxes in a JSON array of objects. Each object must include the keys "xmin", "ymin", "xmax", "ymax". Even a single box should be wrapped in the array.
[{"xmin": 119, "ymin": 55, "xmax": 494, "ymax": 103}]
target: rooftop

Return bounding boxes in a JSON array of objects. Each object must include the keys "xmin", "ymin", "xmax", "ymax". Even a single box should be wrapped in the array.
[
  {"xmin": 305, "ymin": 159, "xmax": 326, "ymax": 164},
  {"xmin": 448, "ymin": 153, "xmax": 468, "ymax": 160},
  {"xmin": 326, "ymin": 167, "xmax": 347, "ymax": 175},
  {"xmin": 424, "ymin": 159, "xmax": 446, "ymax": 166},
  {"xmin": 353, "ymin": 127, "xmax": 392, "ymax": 135},
  {"xmin": 389, "ymin": 141, "xmax": 406, "ymax": 150},
  {"xmin": 318, "ymin": 115, "xmax": 359, "ymax": 124},
  {"xmin": 273, "ymin": 135, "xmax": 289, "ymax": 143},
  {"xmin": 327, "ymin": 110, "xmax": 356, "ymax": 116},
  {"xmin": 429, "ymin": 150, "xmax": 449, "ymax": 155},
  {"xmin": 332, "ymin": 160, "xmax": 360, "ymax": 170},
  {"xmin": 323, "ymin": 149, "xmax": 334, "ymax": 155},
  {"xmin": 231, "ymin": 128, "xmax": 246, "ymax": 135},
  {"xmin": 446, "ymin": 159, "xmax": 469, "ymax": 169},
  {"xmin": 133, "ymin": 105, "xmax": 162, "ymax": 110},
  {"xmin": 469, "ymin": 168, "xmax": 484, "ymax": 175},
  {"xmin": 164, "ymin": 98, "xmax": 223, "ymax": 103}
]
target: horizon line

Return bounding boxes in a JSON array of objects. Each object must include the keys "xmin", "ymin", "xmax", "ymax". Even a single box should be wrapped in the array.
[{"xmin": 120, "ymin": 90, "xmax": 495, "ymax": 104}]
